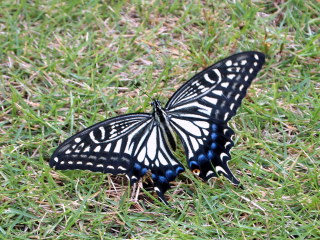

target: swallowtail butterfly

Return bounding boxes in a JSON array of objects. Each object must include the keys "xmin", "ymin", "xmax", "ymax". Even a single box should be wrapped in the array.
[{"xmin": 50, "ymin": 51, "xmax": 265, "ymax": 204}]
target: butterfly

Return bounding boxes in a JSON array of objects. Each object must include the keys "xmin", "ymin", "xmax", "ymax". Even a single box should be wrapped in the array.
[{"xmin": 50, "ymin": 51, "xmax": 265, "ymax": 204}]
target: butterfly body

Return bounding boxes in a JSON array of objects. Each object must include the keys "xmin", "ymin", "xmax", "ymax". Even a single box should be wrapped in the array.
[
  {"xmin": 152, "ymin": 100, "xmax": 177, "ymax": 151},
  {"xmin": 50, "ymin": 51, "xmax": 265, "ymax": 204}
]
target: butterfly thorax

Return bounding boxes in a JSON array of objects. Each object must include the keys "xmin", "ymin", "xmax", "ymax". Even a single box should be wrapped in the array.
[
  {"xmin": 152, "ymin": 99, "xmax": 177, "ymax": 151},
  {"xmin": 151, "ymin": 100, "xmax": 166, "ymax": 122}
]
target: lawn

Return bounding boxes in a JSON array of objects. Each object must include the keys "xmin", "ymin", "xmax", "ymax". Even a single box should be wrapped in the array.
[{"xmin": 1, "ymin": 0, "xmax": 319, "ymax": 239}]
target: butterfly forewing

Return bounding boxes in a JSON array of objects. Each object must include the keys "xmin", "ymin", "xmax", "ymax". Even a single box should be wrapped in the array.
[
  {"xmin": 166, "ymin": 51, "xmax": 265, "ymax": 183},
  {"xmin": 50, "ymin": 114, "xmax": 151, "ymax": 174}
]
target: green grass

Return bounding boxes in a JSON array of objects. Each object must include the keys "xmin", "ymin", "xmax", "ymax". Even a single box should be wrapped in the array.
[{"xmin": 1, "ymin": 0, "xmax": 319, "ymax": 239}]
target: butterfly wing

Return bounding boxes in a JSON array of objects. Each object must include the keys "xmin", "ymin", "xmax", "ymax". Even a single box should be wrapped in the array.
[
  {"xmin": 166, "ymin": 51, "xmax": 265, "ymax": 183},
  {"xmin": 50, "ymin": 113, "xmax": 185, "ymax": 203}
]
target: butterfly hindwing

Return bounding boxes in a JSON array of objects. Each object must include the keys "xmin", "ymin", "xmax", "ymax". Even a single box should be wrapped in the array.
[
  {"xmin": 166, "ymin": 51, "xmax": 265, "ymax": 183},
  {"xmin": 50, "ymin": 114, "xmax": 185, "ymax": 203}
]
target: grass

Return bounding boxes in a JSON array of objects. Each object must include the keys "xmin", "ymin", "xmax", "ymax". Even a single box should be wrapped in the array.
[{"xmin": 1, "ymin": 0, "xmax": 319, "ymax": 239}]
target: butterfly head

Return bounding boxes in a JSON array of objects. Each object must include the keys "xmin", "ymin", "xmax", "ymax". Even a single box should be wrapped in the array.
[
  {"xmin": 151, "ymin": 99, "xmax": 164, "ymax": 117},
  {"xmin": 151, "ymin": 99, "xmax": 161, "ymax": 107}
]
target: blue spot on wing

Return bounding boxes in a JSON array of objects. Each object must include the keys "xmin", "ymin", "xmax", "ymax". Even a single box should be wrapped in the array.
[
  {"xmin": 165, "ymin": 170, "xmax": 176, "ymax": 181},
  {"xmin": 189, "ymin": 161, "xmax": 199, "ymax": 169},
  {"xmin": 134, "ymin": 163, "xmax": 141, "ymax": 171},
  {"xmin": 198, "ymin": 154, "xmax": 208, "ymax": 164},
  {"xmin": 158, "ymin": 176, "xmax": 167, "ymax": 183},
  {"xmin": 140, "ymin": 168, "xmax": 148, "ymax": 176},
  {"xmin": 211, "ymin": 124, "xmax": 218, "ymax": 131},
  {"xmin": 176, "ymin": 166, "xmax": 184, "ymax": 175},
  {"xmin": 211, "ymin": 133, "xmax": 218, "ymax": 140},
  {"xmin": 210, "ymin": 142, "xmax": 217, "ymax": 149},
  {"xmin": 207, "ymin": 150, "xmax": 214, "ymax": 160}
]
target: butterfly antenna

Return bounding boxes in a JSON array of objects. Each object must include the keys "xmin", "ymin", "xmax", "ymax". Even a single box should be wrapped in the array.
[{"xmin": 133, "ymin": 83, "xmax": 154, "ymax": 101}]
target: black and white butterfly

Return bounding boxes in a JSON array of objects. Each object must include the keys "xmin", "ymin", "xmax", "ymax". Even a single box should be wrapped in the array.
[{"xmin": 50, "ymin": 51, "xmax": 265, "ymax": 204}]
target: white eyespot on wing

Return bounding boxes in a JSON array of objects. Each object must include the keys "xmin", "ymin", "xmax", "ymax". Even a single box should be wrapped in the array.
[
  {"xmin": 206, "ymin": 170, "xmax": 214, "ymax": 177},
  {"xmin": 191, "ymin": 80, "xmax": 199, "ymax": 85},
  {"xmin": 89, "ymin": 131, "xmax": 99, "ymax": 143},
  {"xmin": 65, "ymin": 149, "xmax": 71, "ymax": 154},
  {"xmin": 131, "ymin": 175, "xmax": 137, "ymax": 180},
  {"xmin": 215, "ymin": 166, "xmax": 228, "ymax": 175},
  {"xmin": 224, "ymin": 112, "xmax": 229, "ymax": 121},
  {"xmin": 249, "ymin": 68, "xmax": 253, "ymax": 74},
  {"xmin": 94, "ymin": 146, "xmax": 101, "ymax": 152},
  {"xmin": 239, "ymin": 84, "xmax": 244, "ymax": 91},
  {"xmin": 220, "ymin": 153, "xmax": 228, "ymax": 160},
  {"xmin": 213, "ymin": 69, "xmax": 222, "ymax": 81},
  {"xmin": 53, "ymin": 157, "xmax": 58, "ymax": 162},
  {"xmin": 244, "ymin": 76, "xmax": 249, "ymax": 81},
  {"xmin": 235, "ymin": 94, "xmax": 240, "ymax": 100},
  {"xmin": 230, "ymin": 103, "xmax": 235, "ymax": 110},
  {"xmin": 86, "ymin": 162, "xmax": 93, "ymax": 166},
  {"xmin": 97, "ymin": 164, "xmax": 103, "ymax": 168},
  {"xmin": 83, "ymin": 146, "xmax": 90, "ymax": 152},
  {"xmin": 75, "ymin": 138, "xmax": 81, "ymax": 143},
  {"xmin": 118, "ymin": 166, "xmax": 127, "ymax": 171},
  {"xmin": 241, "ymin": 60, "xmax": 247, "ymax": 65},
  {"xmin": 221, "ymin": 82, "xmax": 229, "ymax": 88},
  {"xmin": 225, "ymin": 141, "xmax": 232, "ymax": 148},
  {"xmin": 76, "ymin": 161, "xmax": 82, "ymax": 165},
  {"xmin": 107, "ymin": 165, "xmax": 114, "ymax": 169},
  {"xmin": 99, "ymin": 127, "xmax": 105, "ymax": 139},
  {"xmin": 226, "ymin": 60, "xmax": 232, "ymax": 66},
  {"xmin": 212, "ymin": 90, "xmax": 223, "ymax": 96},
  {"xmin": 201, "ymin": 87, "xmax": 210, "ymax": 93},
  {"xmin": 254, "ymin": 62, "xmax": 258, "ymax": 66},
  {"xmin": 254, "ymin": 54, "xmax": 259, "ymax": 60},
  {"xmin": 227, "ymin": 74, "xmax": 235, "ymax": 80},
  {"xmin": 204, "ymin": 73, "xmax": 215, "ymax": 83}
]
